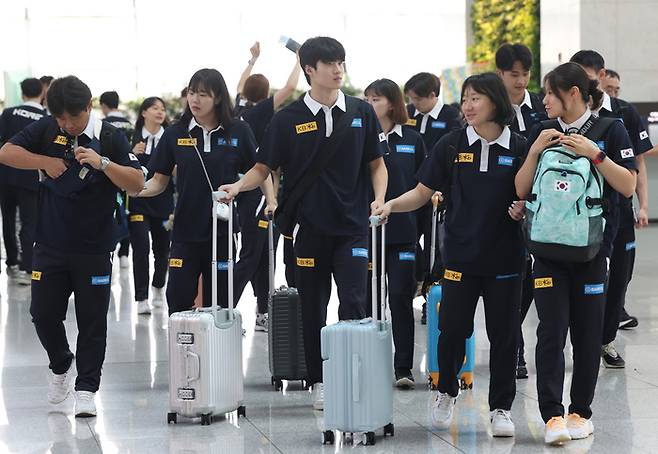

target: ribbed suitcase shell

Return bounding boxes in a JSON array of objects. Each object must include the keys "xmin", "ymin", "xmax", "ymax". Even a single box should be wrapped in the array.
[
  {"xmin": 268, "ymin": 286, "xmax": 307, "ymax": 380},
  {"xmin": 321, "ymin": 319, "xmax": 393, "ymax": 433},
  {"xmin": 426, "ymin": 283, "xmax": 475, "ymax": 389},
  {"xmin": 168, "ymin": 308, "xmax": 244, "ymax": 418}
]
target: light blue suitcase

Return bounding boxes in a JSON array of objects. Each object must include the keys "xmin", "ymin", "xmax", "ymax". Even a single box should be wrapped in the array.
[{"xmin": 320, "ymin": 217, "xmax": 394, "ymax": 446}]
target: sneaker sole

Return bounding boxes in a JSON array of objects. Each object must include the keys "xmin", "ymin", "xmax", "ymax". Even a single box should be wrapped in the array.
[
  {"xmin": 313, "ymin": 403, "xmax": 324, "ymax": 411},
  {"xmin": 254, "ymin": 326, "xmax": 268, "ymax": 332},
  {"xmin": 431, "ymin": 417, "xmax": 453, "ymax": 430},
  {"xmin": 546, "ymin": 433, "xmax": 571, "ymax": 445},
  {"xmin": 618, "ymin": 320, "xmax": 638, "ymax": 330},
  {"xmin": 492, "ymin": 429, "xmax": 515, "ymax": 437},
  {"xmin": 48, "ymin": 390, "xmax": 71, "ymax": 405},
  {"xmin": 602, "ymin": 361, "xmax": 625, "ymax": 369},
  {"xmin": 75, "ymin": 411, "xmax": 97, "ymax": 418},
  {"xmin": 569, "ymin": 430, "xmax": 593, "ymax": 440},
  {"xmin": 137, "ymin": 310, "xmax": 152, "ymax": 315},
  {"xmin": 395, "ymin": 377, "xmax": 415, "ymax": 389}
]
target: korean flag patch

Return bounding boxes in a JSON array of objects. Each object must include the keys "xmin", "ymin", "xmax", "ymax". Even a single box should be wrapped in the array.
[
  {"xmin": 378, "ymin": 132, "xmax": 386, "ymax": 142},
  {"xmin": 620, "ymin": 148, "xmax": 634, "ymax": 159},
  {"xmin": 129, "ymin": 153, "xmax": 138, "ymax": 161},
  {"xmin": 554, "ymin": 180, "xmax": 570, "ymax": 192},
  {"xmin": 640, "ymin": 130, "xmax": 649, "ymax": 140}
]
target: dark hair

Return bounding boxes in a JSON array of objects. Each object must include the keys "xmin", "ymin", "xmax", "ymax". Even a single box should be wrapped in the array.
[
  {"xmin": 100, "ymin": 91, "xmax": 120, "ymax": 109},
  {"xmin": 132, "ymin": 97, "xmax": 169, "ymax": 144},
  {"xmin": 180, "ymin": 86, "xmax": 188, "ymax": 98},
  {"xmin": 243, "ymin": 74, "xmax": 270, "ymax": 104},
  {"xmin": 20, "ymin": 78, "xmax": 43, "ymax": 98},
  {"xmin": 495, "ymin": 43, "xmax": 532, "ymax": 71},
  {"xmin": 404, "ymin": 72, "xmax": 441, "ymax": 98},
  {"xmin": 570, "ymin": 50, "xmax": 605, "ymax": 72},
  {"xmin": 181, "ymin": 68, "xmax": 233, "ymax": 131},
  {"xmin": 460, "ymin": 72, "xmax": 514, "ymax": 127},
  {"xmin": 605, "ymin": 69, "xmax": 620, "ymax": 80},
  {"xmin": 543, "ymin": 62, "xmax": 603, "ymax": 110},
  {"xmin": 299, "ymin": 37, "xmax": 346, "ymax": 85},
  {"xmin": 39, "ymin": 75, "xmax": 54, "ymax": 86},
  {"xmin": 46, "ymin": 76, "xmax": 92, "ymax": 117},
  {"xmin": 364, "ymin": 78, "xmax": 409, "ymax": 125}
]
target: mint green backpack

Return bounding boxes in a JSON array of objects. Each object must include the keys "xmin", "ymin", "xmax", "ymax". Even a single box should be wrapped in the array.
[{"xmin": 523, "ymin": 117, "xmax": 615, "ymax": 262}]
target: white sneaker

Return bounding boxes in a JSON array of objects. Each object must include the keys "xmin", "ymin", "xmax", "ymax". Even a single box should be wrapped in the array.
[
  {"xmin": 151, "ymin": 287, "xmax": 165, "ymax": 308},
  {"xmin": 255, "ymin": 313, "xmax": 269, "ymax": 332},
  {"xmin": 137, "ymin": 300, "xmax": 151, "ymax": 315},
  {"xmin": 431, "ymin": 392, "xmax": 456, "ymax": 429},
  {"xmin": 74, "ymin": 391, "xmax": 97, "ymax": 417},
  {"xmin": 545, "ymin": 416, "xmax": 571, "ymax": 445},
  {"xmin": 16, "ymin": 271, "xmax": 32, "ymax": 286},
  {"xmin": 566, "ymin": 413, "xmax": 594, "ymax": 440},
  {"xmin": 490, "ymin": 409, "xmax": 515, "ymax": 437},
  {"xmin": 119, "ymin": 256, "xmax": 130, "ymax": 269},
  {"xmin": 48, "ymin": 362, "xmax": 74, "ymax": 404},
  {"xmin": 312, "ymin": 383, "xmax": 324, "ymax": 411}
]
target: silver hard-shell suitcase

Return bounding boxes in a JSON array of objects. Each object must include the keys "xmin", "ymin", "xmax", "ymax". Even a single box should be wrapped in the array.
[
  {"xmin": 167, "ymin": 190, "xmax": 245, "ymax": 425},
  {"xmin": 320, "ymin": 216, "xmax": 394, "ymax": 446}
]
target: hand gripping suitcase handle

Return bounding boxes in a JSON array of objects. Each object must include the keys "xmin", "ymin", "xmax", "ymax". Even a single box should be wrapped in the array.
[
  {"xmin": 369, "ymin": 216, "xmax": 386, "ymax": 327},
  {"xmin": 212, "ymin": 190, "xmax": 234, "ymax": 322},
  {"xmin": 183, "ymin": 347, "xmax": 201, "ymax": 383}
]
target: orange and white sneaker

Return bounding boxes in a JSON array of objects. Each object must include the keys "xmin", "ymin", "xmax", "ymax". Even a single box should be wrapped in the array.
[
  {"xmin": 545, "ymin": 416, "xmax": 571, "ymax": 445},
  {"xmin": 567, "ymin": 413, "xmax": 594, "ymax": 440}
]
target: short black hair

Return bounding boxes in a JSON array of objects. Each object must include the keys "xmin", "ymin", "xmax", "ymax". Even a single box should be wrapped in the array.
[
  {"xmin": 461, "ymin": 72, "xmax": 514, "ymax": 127},
  {"xmin": 495, "ymin": 43, "xmax": 532, "ymax": 71},
  {"xmin": 100, "ymin": 91, "xmax": 120, "ymax": 109},
  {"xmin": 39, "ymin": 75, "xmax": 54, "ymax": 86},
  {"xmin": 404, "ymin": 72, "xmax": 441, "ymax": 98},
  {"xmin": 570, "ymin": 50, "xmax": 605, "ymax": 72},
  {"xmin": 364, "ymin": 78, "xmax": 409, "ymax": 125},
  {"xmin": 20, "ymin": 78, "xmax": 43, "ymax": 98},
  {"xmin": 605, "ymin": 69, "xmax": 620, "ymax": 80},
  {"xmin": 181, "ymin": 68, "xmax": 234, "ymax": 135},
  {"xmin": 46, "ymin": 76, "xmax": 92, "ymax": 117},
  {"xmin": 299, "ymin": 37, "xmax": 346, "ymax": 85}
]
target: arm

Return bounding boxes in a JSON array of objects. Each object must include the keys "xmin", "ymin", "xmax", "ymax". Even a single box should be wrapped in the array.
[
  {"xmin": 134, "ymin": 172, "xmax": 171, "ymax": 197},
  {"xmin": 369, "ymin": 157, "xmax": 388, "ymax": 214},
  {"xmin": 236, "ymin": 42, "xmax": 260, "ymax": 95},
  {"xmin": 259, "ymin": 173, "xmax": 277, "ymax": 214},
  {"xmin": 219, "ymin": 163, "xmax": 271, "ymax": 200},
  {"xmin": 272, "ymin": 167, "xmax": 281, "ymax": 198},
  {"xmin": 378, "ymin": 183, "xmax": 434, "ymax": 217},
  {"xmin": 635, "ymin": 154, "xmax": 649, "ymax": 227},
  {"xmin": 0, "ymin": 142, "xmax": 67, "ymax": 178},
  {"xmin": 272, "ymin": 54, "xmax": 301, "ymax": 110}
]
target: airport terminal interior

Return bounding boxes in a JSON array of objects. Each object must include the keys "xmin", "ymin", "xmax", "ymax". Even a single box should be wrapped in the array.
[{"xmin": 0, "ymin": 226, "xmax": 656, "ymax": 454}]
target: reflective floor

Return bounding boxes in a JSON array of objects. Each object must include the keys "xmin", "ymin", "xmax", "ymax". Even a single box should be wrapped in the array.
[{"xmin": 1, "ymin": 227, "xmax": 657, "ymax": 453}]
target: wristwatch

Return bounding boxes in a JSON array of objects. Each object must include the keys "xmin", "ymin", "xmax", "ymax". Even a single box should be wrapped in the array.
[
  {"xmin": 592, "ymin": 151, "xmax": 607, "ymax": 165},
  {"xmin": 99, "ymin": 156, "xmax": 111, "ymax": 171}
]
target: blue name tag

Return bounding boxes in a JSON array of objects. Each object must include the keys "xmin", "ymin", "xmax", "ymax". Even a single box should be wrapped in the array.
[
  {"xmin": 625, "ymin": 241, "xmax": 636, "ymax": 251},
  {"xmin": 91, "ymin": 275, "xmax": 110, "ymax": 285},
  {"xmin": 351, "ymin": 118, "xmax": 363, "ymax": 128},
  {"xmin": 496, "ymin": 273, "xmax": 520, "ymax": 280},
  {"xmin": 217, "ymin": 262, "xmax": 229, "ymax": 271},
  {"xmin": 396, "ymin": 144, "xmax": 415, "ymax": 154},
  {"xmin": 596, "ymin": 140, "xmax": 606, "ymax": 151},
  {"xmin": 398, "ymin": 252, "xmax": 416, "ymax": 261},
  {"xmin": 352, "ymin": 248, "xmax": 368, "ymax": 258},
  {"xmin": 218, "ymin": 137, "xmax": 239, "ymax": 147},
  {"xmin": 498, "ymin": 156, "xmax": 514, "ymax": 167},
  {"xmin": 584, "ymin": 283, "xmax": 605, "ymax": 295},
  {"xmin": 431, "ymin": 121, "xmax": 446, "ymax": 129}
]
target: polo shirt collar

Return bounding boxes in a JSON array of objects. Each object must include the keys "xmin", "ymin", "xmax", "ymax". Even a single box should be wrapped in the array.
[
  {"xmin": 387, "ymin": 124, "xmax": 403, "ymax": 139},
  {"xmin": 304, "ymin": 90, "xmax": 346, "ymax": 116},
  {"xmin": 598, "ymin": 92, "xmax": 613, "ymax": 113},
  {"xmin": 79, "ymin": 113, "xmax": 96, "ymax": 141},
  {"xmin": 557, "ymin": 109, "xmax": 591, "ymax": 132},
  {"xmin": 517, "ymin": 89, "xmax": 532, "ymax": 109},
  {"xmin": 142, "ymin": 125, "xmax": 164, "ymax": 140},
  {"xmin": 466, "ymin": 125, "xmax": 511, "ymax": 150},
  {"xmin": 23, "ymin": 101, "xmax": 45, "ymax": 110},
  {"xmin": 106, "ymin": 110, "xmax": 126, "ymax": 118},
  {"xmin": 188, "ymin": 117, "xmax": 223, "ymax": 133},
  {"xmin": 414, "ymin": 97, "xmax": 444, "ymax": 119}
]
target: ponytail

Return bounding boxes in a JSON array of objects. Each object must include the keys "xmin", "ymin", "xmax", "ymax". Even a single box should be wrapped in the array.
[{"xmin": 588, "ymin": 78, "xmax": 604, "ymax": 111}]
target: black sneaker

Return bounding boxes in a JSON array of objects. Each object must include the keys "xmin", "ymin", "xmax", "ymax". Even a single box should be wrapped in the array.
[
  {"xmin": 395, "ymin": 368, "xmax": 415, "ymax": 389},
  {"xmin": 618, "ymin": 309, "xmax": 639, "ymax": 330},
  {"xmin": 602, "ymin": 343, "xmax": 626, "ymax": 368},
  {"xmin": 421, "ymin": 302, "xmax": 427, "ymax": 325}
]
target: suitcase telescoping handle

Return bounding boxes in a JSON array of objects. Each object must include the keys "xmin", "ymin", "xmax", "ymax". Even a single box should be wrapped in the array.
[
  {"xmin": 430, "ymin": 203, "xmax": 438, "ymax": 273},
  {"xmin": 267, "ymin": 212, "xmax": 275, "ymax": 298},
  {"xmin": 212, "ymin": 191, "xmax": 234, "ymax": 322},
  {"xmin": 369, "ymin": 215, "xmax": 386, "ymax": 326}
]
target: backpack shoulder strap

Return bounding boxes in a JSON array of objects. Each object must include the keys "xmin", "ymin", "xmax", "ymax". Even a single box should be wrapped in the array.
[
  {"xmin": 97, "ymin": 120, "xmax": 116, "ymax": 158},
  {"xmin": 583, "ymin": 116, "xmax": 617, "ymax": 142},
  {"xmin": 539, "ymin": 119, "xmax": 560, "ymax": 130}
]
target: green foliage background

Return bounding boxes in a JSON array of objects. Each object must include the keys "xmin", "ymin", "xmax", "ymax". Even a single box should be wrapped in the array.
[{"xmin": 467, "ymin": 0, "xmax": 541, "ymax": 91}]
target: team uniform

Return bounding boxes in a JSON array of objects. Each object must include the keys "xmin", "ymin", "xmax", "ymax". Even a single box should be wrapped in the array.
[
  {"xmin": 257, "ymin": 90, "xmax": 387, "ymax": 385},
  {"xmin": 149, "ymin": 116, "xmax": 257, "ymax": 315},
  {"xmin": 0, "ymin": 101, "xmax": 46, "ymax": 276},
  {"xmin": 128, "ymin": 126, "xmax": 174, "ymax": 303},
  {"xmin": 527, "ymin": 111, "xmax": 636, "ymax": 422},
  {"xmin": 417, "ymin": 125, "xmax": 526, "ymax": 410},
  {"xmin": 8, "ymin": 114, "xmax": 142, "ymax": 393}
]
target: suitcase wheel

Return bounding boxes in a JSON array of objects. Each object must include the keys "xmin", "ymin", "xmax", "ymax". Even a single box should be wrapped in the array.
[
  {"xmin": 322, "ymin": 430, "xmax": 335, "ymax": 445},
  {"xmin": 384, "ymin": 423, "xmax": 394, "ymax": 437},
  {"xmin": 273, "ymin": 379, "xmax": 283, "ymax": 392},
  {"xmin": 167, "ymin": 412, "xmax": 177, "ymax": 424},
  {"xmin": 428, "ymin": 377, "xmax": 439, "ymax": 390},
  {"xmin": 363, "ymin": 431, "xmax": 376, "ymax": 446},
  {"xmin": 200, "ymin": 413, "xmax": 212, "ymax": 425},
  {"xmin": 459, "ymin": 379, "xmax": 473, "ymax": 390},
  {"xmin": 237, "ymin": 405, "xmax": 246, "ymax": 418}
]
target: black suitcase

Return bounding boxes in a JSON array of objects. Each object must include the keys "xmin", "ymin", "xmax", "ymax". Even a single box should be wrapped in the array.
[{"xmin": 267, "ymin": 216, "xmax": 308, "ymax": 390}]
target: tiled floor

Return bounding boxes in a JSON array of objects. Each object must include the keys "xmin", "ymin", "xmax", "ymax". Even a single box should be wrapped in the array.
[{"xmin": 1, "ymin": 226, "xmax": 657, "ymax": 453}]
